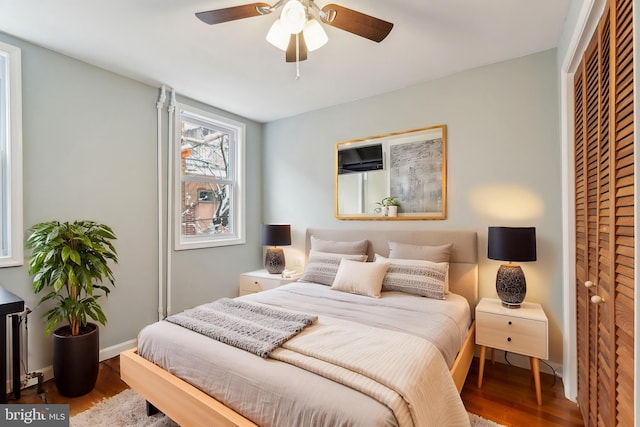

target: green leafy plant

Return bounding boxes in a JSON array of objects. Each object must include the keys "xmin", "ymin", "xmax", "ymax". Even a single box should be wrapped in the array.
[
  {"xmin": 26, "ymin": 221, "xmax": 118, "ymax": 337},
  {"xmin": 377, "ymin": 196, "xmax": 401, "ymax": 207}
]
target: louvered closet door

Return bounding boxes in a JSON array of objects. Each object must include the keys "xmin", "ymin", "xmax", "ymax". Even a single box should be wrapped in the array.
[
  {"xmin": 574, "ymin": 0, "xmax": 635, "ymax": 426},
  {"xmin": 574, "ymin": 29, "xmax": 598, "ymax": 427}
]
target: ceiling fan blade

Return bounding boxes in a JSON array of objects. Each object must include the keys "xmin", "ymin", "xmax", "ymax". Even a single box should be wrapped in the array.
[
  {"xmin": 286, "ymin": 33, "xmax": 308, "ymax": 62},
  {"xmin": 196, "ymin": 3, "xmax": 271, "ymax": 25},
  {"xmin": 320, "ymin": 3, "xmax": 393, "ymax": 42}
]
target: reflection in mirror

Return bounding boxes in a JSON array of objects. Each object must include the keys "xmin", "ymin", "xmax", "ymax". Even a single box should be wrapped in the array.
[{"xmin": 335, "ymin": 125, "xmax": 446, "ymax": 220}]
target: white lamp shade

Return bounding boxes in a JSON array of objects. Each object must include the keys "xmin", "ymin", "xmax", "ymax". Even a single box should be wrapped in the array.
[
  {"xmin": 280, "ymin": 0, "xmax": 306, "ymax": 34},
  {"xmin": 266, "ymin": 19, "xmax": 290, "ymax": 51},
  {"xmin": 303, "ymin": 18, "xmax": 328, "ymax": 51}
]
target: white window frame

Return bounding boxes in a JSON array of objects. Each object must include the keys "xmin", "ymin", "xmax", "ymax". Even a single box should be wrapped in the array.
[
  {"xmin": 0, "ymin": 41, "xmax": 23, "ymax": 267},
  {"xmin": 173, "ymin": 104, "xmax": 245, "ymax": 250}
]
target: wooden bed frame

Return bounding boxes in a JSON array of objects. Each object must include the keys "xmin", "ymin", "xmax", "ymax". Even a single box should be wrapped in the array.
[{"xmin": 121, "ymin": 229, "xmax": 478, "ymax": 427}]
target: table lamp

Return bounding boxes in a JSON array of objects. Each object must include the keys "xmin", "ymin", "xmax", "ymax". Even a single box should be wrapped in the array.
[
  {"xmin": 262, "ymin": 224, "xmax": 291, "ymax": 274},
  {"xmin": 488, "ymin": 226, "xmax": 537, "ymax": 308}
]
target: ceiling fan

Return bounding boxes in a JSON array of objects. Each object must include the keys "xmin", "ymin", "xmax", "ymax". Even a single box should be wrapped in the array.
[{"xmin": 195, "ymin": 1, "xmax": 393, "ymax": 65}]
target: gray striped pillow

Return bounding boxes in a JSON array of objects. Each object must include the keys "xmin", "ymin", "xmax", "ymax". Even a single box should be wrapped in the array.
[
  {"xmin": 375, "ymin": 254, "xmax": 448, "ymax": 299},
  {"xmin": 300, "ymin": 251, "xmax": 368, "ymax": 286}
]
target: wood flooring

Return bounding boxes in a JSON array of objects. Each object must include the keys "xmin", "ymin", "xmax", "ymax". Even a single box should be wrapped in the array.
[
  {"xmin": 461, "ymin": 357, "xmax": 583, "ymax": 427},
  {"xmin": 10, "ymin": 356, "xmax": 584, "ymax": 426},
  {"xmin": 10, "ymin": 357, "xmax": 128, "ymax": 417}
]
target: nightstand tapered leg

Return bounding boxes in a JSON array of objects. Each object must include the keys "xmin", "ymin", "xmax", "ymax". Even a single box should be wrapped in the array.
[
  {"xmin": 530, "ymin": 356, "xmax": 542, "ymax": 405},
  {"xmin": 477, "ymin": 345, "xmax": 487, "ymax": 388}
]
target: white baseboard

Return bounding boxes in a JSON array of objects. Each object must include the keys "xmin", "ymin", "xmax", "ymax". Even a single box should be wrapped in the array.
[
  {"xmin": 6, "ymin": 339, "xmax": 137, "ymax": 394},
  {"xmin": 100, "ymin": 339, "xmax": 137, "ymax": 361}
]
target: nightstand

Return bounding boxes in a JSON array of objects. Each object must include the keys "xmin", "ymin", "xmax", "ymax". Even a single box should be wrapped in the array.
[
  {"xmin": 239, "ymin": 269, "xmax": 298, "ymax": 296},
  {"xmin": 475, "ymin": 297, "xmax": 548, "ymax": 405}
]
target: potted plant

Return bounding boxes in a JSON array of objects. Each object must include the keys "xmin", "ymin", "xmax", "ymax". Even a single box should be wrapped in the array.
[
  {"xmin": 376, "ymin": 196, "xmax": 401, "ymax": 216},
  {"xmin": 26, "ymin": 220, "xmax": 118, "ymax": 397}
]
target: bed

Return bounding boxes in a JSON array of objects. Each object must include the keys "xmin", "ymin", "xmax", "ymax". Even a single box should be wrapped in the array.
[{"xmin": 120, "ymin": 229, "xmax": 478, "ymax": 427}]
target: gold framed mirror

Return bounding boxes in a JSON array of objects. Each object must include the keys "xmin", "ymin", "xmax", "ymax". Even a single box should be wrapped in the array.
[{"xmin": 335, "ymin": 124, "xmax": 447, "ymax": 220}]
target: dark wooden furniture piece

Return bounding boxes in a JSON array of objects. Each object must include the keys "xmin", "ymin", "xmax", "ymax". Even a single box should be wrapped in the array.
[{"xmin": 0, "ymin": 286, "xmax": 24, "ymax": 403}]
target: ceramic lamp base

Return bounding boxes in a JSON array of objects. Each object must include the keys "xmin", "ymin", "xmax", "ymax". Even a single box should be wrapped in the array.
[
  {"xmin": 496, "ymin": 264, "xmax": 526, "ymax": 308},
  {"xmin": 265, "ymin": 247, "xmax": 285, "ymax": 274}
]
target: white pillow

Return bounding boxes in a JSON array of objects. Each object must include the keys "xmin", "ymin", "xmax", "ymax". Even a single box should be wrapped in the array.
[
  {"xmin": 331, "ymin": 258, "xmax": 390, "ymax": 298},
  {"xmin": 375, "ymin": 254, "xmax": 448, "ymax": 300},
  {"xmin": 299, "ymin": 251, "xmax": 368, "ymax": 286}
]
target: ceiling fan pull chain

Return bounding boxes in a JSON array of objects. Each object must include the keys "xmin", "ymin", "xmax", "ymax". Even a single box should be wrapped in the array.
[{"xmin": 295, "ymin": 33, "xmax": 300, "ymax": 80}]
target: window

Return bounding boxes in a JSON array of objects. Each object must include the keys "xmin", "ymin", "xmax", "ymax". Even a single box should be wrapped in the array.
[
  {"xmin": 0, "ymin": 41, "xmax": 23, "ymax": 267},
  {"xmin": 174, "ymin": 105, "xmax": 245, "ymax": 250}
]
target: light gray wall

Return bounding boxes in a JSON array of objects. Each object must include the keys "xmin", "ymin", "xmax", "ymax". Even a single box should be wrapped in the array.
[
  {"xmin": 0, "ymin": 32, "xmax": 263, "ymax": 372},
  {"xmin": 263, "ymin": 49, "xmax": 565, "ymax": 367}
]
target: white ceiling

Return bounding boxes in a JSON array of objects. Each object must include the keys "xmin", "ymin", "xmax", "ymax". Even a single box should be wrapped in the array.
[{"xmin": 0, "ymin": 0, "xmax": 572, "ymax": 123}]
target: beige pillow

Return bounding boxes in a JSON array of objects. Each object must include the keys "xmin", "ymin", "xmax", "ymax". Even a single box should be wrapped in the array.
[
  {"xmin": 388, "ymin": 241, "xmax": 453, "ymax": 263},
  {"xmin": 311, "ymin": 235, "xmax": 369, "ymax": 255},
  {"xmin": 299, "ymin": 251, "xmax": 368, "ymax": 286},
  {"xmin": 375, "ymin": 254, "xmax": 448, "ymax": 300},
  {"xmin": 331, "ymin": 258, "xmax": 390, "ymax": 298}
]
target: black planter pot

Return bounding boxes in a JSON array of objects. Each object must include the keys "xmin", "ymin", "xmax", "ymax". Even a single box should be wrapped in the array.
[{"xmin": 53, "ymin": 323, "xmax": 99, "ymax": 397}]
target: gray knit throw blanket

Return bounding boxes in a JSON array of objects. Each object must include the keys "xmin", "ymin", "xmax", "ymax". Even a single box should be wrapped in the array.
[{"xmin": 165, "ymin": 298, "xmax": 317, "ymax": 358}]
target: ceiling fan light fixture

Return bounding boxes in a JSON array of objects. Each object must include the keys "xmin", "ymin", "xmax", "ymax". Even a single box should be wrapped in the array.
[
  {"xmin": 266, "ymin": 19, "xmax": 290, "ymax": 51},
  {"xmin": 303, "ymin": 18, "xmax": 328, "ymax": 51},
  {"xmin": 280, "ymin": 0, "xmax": 306, "ymax": 34}
]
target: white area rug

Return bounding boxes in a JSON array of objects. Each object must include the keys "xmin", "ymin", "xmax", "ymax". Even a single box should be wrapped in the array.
[
  {"xmin": 70, "ymin": 389, "xmax": 178, "ymax": 427},
  {"xmin": 71, "ymin": 388, "xmax": 505, "ymax": 427}
]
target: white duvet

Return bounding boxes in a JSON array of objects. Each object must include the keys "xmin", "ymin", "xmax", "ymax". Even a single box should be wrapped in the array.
[
  {"xmin": 273, "ymin": 315, "xmax": 470, "ymax": 426},
  {"xmin": 138, "ymin": 282, "xmax": 471, "ymax": 427}
]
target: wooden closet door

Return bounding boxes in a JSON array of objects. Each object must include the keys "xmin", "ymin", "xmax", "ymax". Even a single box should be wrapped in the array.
[{"xmin": 574, "ymin": 0, "xmax": 635, "ymax": 426}]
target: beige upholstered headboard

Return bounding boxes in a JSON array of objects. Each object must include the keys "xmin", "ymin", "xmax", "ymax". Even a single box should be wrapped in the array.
[{"xmin": 305, "ymin": 229, "xmax": 479, "ymax": 312}]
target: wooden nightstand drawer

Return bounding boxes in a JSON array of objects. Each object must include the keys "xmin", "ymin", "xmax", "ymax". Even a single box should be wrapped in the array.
[
  {"xmin": 239, "ymin": 270, "xmax": 298, "ymax": 296},
  {"xmin": 239, "ymin": 276, "xmax": 261, "ymax": 295},
  {"xmin": 476, "ymin": 311, "xmax": 547, "ymax": 359},
  {"xmin": 239, "ymin": 275, "xmax": 281, "ymax": 295}
]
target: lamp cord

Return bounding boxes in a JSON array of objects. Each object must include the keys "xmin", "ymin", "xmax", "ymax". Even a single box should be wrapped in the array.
[{"xmin": 503, "ymin": 351, "xmax": 558, "ymax": 386}]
